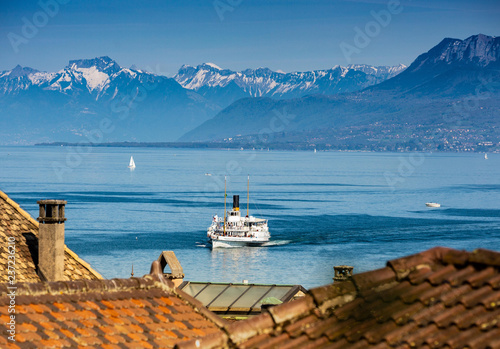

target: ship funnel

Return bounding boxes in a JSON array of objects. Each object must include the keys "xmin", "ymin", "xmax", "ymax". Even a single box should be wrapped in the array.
[{"xmin": 233, "ymin": 195, "xmax": 239, "ymax": 211}]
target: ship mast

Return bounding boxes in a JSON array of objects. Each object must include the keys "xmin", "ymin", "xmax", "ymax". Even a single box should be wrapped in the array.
[
  {"xmin": 223, "ymin": 176, "xmax": 226, "ymax": 235},
  {"xmin": 247, "ymin": 175, "xmax": 249, "ymax": 217}
]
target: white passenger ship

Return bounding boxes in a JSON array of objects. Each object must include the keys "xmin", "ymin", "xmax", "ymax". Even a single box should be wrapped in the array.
[{"xmin": 207, "ymin": 177, "xmax": 270, "ymax": 248}]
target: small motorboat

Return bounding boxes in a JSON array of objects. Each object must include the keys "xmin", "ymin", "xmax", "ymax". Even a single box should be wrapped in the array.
[{"xmin": 426, "ymin": 202, "xmax": 441, "ymax": 208}]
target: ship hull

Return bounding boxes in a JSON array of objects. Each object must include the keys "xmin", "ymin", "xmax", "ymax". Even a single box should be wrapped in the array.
[{"xmin": 209, "ymin": 237, "xmax": 268, "ymax": 248}]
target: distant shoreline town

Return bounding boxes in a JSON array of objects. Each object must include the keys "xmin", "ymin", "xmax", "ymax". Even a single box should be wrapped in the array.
[{"xmin": 36, "ymin": 131, "xmax": 499, "ymax": 153}]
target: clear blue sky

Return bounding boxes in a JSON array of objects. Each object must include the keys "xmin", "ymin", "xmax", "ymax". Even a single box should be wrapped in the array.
[{"xmin": 0, "ymin": 0, "xmax": 499, "ymax": 75}]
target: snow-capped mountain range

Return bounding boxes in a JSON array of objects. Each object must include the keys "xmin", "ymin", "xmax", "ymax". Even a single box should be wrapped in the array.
[
  {"xmin": 174, "ymin": 63, "xmax": 407, "ymax": 99},
  {"xmin": 2, "ymin": 34, "xmax": 496, "ymax": 145},
  {"xmin": 0, "ymin": 57, "xmax": 219, "ymax": 144},
  {"xmin": 1, "ymin": 57, "xmax": 406, "ymax": 100},
  {"xmin": 0, "ymin": 56, "xmax": 157, "ymax": 98},
  {"xmin": 182, "ymin": 34, "xmax": 500, "ymax": 143},
  {"xmin": 0, "ymin": 57, "xmax": 407, "ymax": 144}
]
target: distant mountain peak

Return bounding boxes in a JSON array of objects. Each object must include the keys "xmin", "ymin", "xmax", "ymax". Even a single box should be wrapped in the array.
[
  {"xmin": 410, "ymin": 34, "xmax": 499, "ymax": 72},
  {"xmin": 203, "ymin": 62, "xmax": 222, "ymax": 70},
  {"xmin": 7, "ymin": 65, "xmax": 39, "ymax": 78},
  {"xmin": 67, "ymin": 56, "xmax": 121, "ymax": 75},
  {"xmin": 368, "ymin": 34, "xmax": 500, "ymax": 94}
]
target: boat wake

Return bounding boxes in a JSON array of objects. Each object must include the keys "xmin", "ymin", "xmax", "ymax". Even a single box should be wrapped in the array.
[{"xmin": 262, "ymin": 240, "xmax": 292, "ymax": 247}]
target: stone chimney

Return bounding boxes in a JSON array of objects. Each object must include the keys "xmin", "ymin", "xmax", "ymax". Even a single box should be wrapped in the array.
[{"xmin": 37, "ymin": 200, "xmax": 67, "ymax": 282}]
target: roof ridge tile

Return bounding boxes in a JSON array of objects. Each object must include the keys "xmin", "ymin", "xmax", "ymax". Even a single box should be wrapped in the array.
[
  {"xmin": 352, "ymin": 267, "xmax": 397, "ymax": 292},
  {"xmin": 309, "ymin": 280, "xmax": 357, "ymax": 312},
  {"xmin": 387, "ymin": 247, "xmax": 452, "ymax": 280},
  {"xmin": 442, "ymin": 249, "xmax": 471, "ymax": 266},
  {"xmin": 225, "ymin": 312, "xmax": 275, "ymax": 345},
  {"xmin": 469, "ymin": 249, "xmax": 500, "ymax": 267},
  {"xmin": 268, "ymin": 295, "xmax": 316, "ymax": 325},
  {"xmin": 1, "ymin": 277, "xmax": 167, "ymax": 297}
]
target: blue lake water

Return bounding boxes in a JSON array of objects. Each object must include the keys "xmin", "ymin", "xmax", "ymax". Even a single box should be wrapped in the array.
[{"xmin": 1, "ymin": 146, "xmax": 499, "ymax": 289}]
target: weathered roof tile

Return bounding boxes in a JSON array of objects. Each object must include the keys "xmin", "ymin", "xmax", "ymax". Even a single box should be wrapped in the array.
[
  {"xmin": 466, "ymin": 266, "xmax": 497, "ymax": 288},
  {"xmin": 1, "ymin": 275, "xmax": 226, "ymax": 348},
  {"xmin": 267, "ymin": 295, "xmax": 316, "ymax": 325},
  {"xmin": 181, "ymin": 247, "xmax": 500, "ymax": 349},
  {"xmin": 351, "ymin": 267, "xmax": 396, "ymax": 291},
  {"xmin": 226, "ymin": 311, "xmax": 274, "ymax": 344}
]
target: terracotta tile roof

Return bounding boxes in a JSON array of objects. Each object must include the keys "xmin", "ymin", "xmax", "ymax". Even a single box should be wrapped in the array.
[
  {"xmin": 176, "ymin": 247, "xmax": 500, "ymax": 349},
  {"xmin": 0, "ymin": 190, "xmax": 102, "ymax": 282},
  {"xmin": 0, "ymin": 261, "xmax": 226, "ymax": 348}
]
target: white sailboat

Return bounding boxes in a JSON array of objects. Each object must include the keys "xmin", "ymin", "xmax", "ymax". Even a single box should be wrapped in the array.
[
  {"xmin": 485, "ymin": 153, "xmax": 488, "ymax": 160},
  {"xmin": 128, "ymin": 156, "xmax": 136, "ymax": 169}
]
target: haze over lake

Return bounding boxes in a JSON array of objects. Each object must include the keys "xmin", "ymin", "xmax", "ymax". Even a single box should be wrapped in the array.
[{"xmin": 1, "ymin": 146, "xmax": 499, "ymax": 289}]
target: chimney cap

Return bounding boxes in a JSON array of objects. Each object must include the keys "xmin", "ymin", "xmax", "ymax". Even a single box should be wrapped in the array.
[
  {"xmin": 333, "ymin": 265, "xmax": 354, "ymax": 282},
  {"xmin": 37, "ymin": 200, "xmax": 67, "ymax": 223},
  {"xmin": 37, "ymin": 199, "xmax": 67, "ymax": 205}
]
